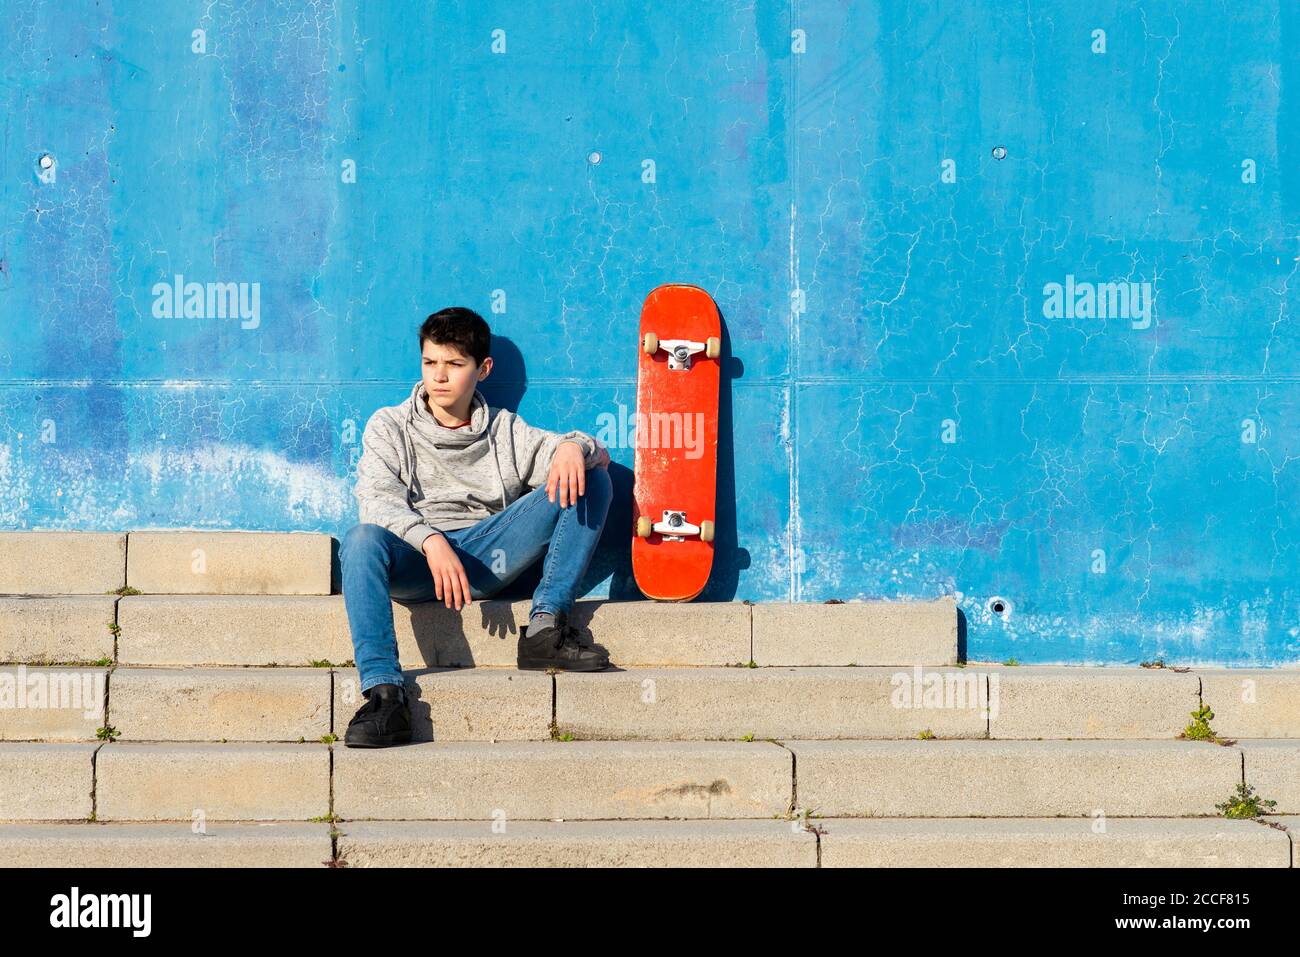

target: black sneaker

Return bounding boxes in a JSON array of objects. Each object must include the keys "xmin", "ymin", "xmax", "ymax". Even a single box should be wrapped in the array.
[
  {"xmin": 517, "ymin": 613, "xmax": 610, "ymax": 671},
  {"xmin": 343, "ymin": 683, "xmax": 412, "ymax": 748}
]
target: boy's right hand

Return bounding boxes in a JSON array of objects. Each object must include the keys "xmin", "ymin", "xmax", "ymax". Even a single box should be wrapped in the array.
[{"xmin": 421, "ymin": 533, "xmax": 473, "ymax": 610}]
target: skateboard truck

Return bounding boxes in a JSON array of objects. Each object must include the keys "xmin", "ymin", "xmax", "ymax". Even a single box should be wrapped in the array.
[
  {"xmin": 642, "ymin": 332, "xmax": 721, "ymax": 371},
  {"xmin": 636, "ymin": 510, "xmax": 715, "ymax": 543}
]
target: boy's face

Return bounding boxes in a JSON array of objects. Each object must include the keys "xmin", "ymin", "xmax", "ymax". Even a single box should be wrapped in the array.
[{"xmin": 421, "ymin": 339, "xmax": 490, "ymax": 414}]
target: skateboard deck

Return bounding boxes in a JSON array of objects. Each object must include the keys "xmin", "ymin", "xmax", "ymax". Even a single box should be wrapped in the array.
[{"xmin": 631, "ymin": 283, "xmax": 721, "ymax": 601}]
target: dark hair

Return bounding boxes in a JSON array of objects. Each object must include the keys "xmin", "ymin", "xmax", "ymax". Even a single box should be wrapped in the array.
[{"xmin": 418, "ymin": 307, "xmax": 491, "ymax": 367}]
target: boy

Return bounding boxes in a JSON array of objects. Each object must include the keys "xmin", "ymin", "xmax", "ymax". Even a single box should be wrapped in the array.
[{"xmin": 340, "ymin": 306, "xmax": 613, "ymax": 747}]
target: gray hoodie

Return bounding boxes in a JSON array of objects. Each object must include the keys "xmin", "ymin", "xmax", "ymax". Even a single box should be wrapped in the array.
[{"xmin": 354, "ymin": 381, "xmax": 611, "ymax": 553}]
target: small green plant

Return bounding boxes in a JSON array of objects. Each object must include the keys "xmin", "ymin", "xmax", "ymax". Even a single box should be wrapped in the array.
[
  {"xmin": 1180, "ymin": 704, "xmax": 1218, "ymax": 742},
  {"xmin": 310, "ymin": 659, "xmax": 335, "ymax": 668},
  {"xmin": 107, "ymin": 621, "xmax": 121, "ymax": 639},
  {"xmin": 108, "ymin": 586, "xmax": 141, "ymax": 596},
  {"xmin": 309, "ymin": 813, "xmax": 340, "ymax": 823},
  {"xmin": 95, "ymin": 725, "xmax": 118, "ymax": 742},
  {"xmin": 1215, "ymin": 782, "xmax": 1277, "ymax": 819},
  {"xmin": 1002, "ymin": 657, "xmax": 1019, "ymax": 666},
  {"xmin": 726, "ymin": 660, "xmax": 758, "ymax": 668},
  {"xmin": 795, "ymin": 807, "xmax": 826, "ymax": 835},
  {"xmin": 1140, "ymin": 658, "xmax": 1166, "ymax": 669},
  {"xmin": 739, "ymin": 733, "xmax": 755, "ymax": 742},
  {"xmin": 554, "ymin": 730, "xmax": 575, "ymax": 742},
  {"xmin": 917, "ymin": 729, "xmax": 936, "ymax": 740},
  {"xmin": 320, "ymin": 733, "xmax": 338, "ymax": 744},
  {"xmin": 30, "ymin": 657, "xmax": 115, "ymax": 668}
]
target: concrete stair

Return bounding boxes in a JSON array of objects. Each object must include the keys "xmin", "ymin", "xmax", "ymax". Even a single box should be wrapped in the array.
[{"xmin": 0, "ymin": 530, "xmax": 1296, "ymax": 867}]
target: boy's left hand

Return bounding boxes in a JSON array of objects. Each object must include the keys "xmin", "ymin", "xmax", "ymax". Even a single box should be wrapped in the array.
[{"xmin": 547, "ymin": 441, "xmax": 591, "ymax": 508}]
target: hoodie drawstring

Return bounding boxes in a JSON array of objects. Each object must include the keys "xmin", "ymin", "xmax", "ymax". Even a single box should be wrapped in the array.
[{"xmin": 485, "ymin": 425, "xmax": 507, "ymax": 512}]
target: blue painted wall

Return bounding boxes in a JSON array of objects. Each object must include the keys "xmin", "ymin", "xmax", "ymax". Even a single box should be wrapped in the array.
[{"xmin": 2, "ymin": 2, "xmax": 1297, "ymax": 665}]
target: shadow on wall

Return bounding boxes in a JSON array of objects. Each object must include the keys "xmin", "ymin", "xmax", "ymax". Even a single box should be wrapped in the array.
[{"xmin": 484, "ymin": 319, "xmax": 747, "ymax": 604}]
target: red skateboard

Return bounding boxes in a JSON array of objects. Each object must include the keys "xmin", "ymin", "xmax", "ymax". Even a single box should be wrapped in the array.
[{"xmin": 631, "ymin": 284, "xmax": 721, "ymax": 601}]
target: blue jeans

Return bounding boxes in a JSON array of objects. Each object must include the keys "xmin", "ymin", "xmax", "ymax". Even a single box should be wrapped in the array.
[{"xmin": 339, "ymin": 466, "xmax": 613, "ymax": 693}]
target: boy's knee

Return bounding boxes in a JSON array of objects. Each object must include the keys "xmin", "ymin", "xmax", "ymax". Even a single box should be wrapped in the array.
[
  {"xmin": 341, "ymin": 523, "xmax": 389, "ymax": 558},
  {"xmin": 585, "ymin": 465, "xmax": 612, "ymax": 497}
]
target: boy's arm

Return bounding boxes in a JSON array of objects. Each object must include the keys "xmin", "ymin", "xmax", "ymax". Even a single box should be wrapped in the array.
[
  {"xmin": 354, "ymin": 415, "xmax": 444, "ymax": 554},
  {"xmin": 510, "ymin": 413, "xmax": 611, "ymax": 490}
]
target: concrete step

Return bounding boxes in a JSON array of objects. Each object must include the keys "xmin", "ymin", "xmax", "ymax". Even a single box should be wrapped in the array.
[
  {"xmin": 96, "ymin": 743, "xmax": 331, "ymax": 821},
  {"xmin": 333, "ymin": 740, "xmax": 794, "ymax": 821},
  {"xmin": 96, "ymin": 666, "xmax": 550, "ymax": 743},
  {"xmin": 1269, "ymin": 817, "xmax": 1300, "ymax": 866},
  {"xmin": 104, "ymin": 595, "xmax": 955, "ymax": 668},
  {"xmin": 10, "ymin": 663, "xmax": 1296, "ymax": 746},
  {"xmin": 9, "ymin": 663, "xmax": 1300, "ymax": 750},
  {"xmin": 6, "ymin": 738, "xmax": 1296, "ymax": 827},
  {"xmin": 111, "ymin": 595, "xmax": 751, "ymax": 667},
  {"xmin": 0, "ymin": 666, "xmax": 107, "ymax": 741},
  {"xmin": 1238, "ymin": 740, "xmax": 1300, "ymax": 812},
  {"xmin": 333, "ymin": 668, "xmax": 553, "ymax": 742},
  {"xmin": 0, "ymin": 817, "xmax": 1285, "ymax": 867},
  {"xmin": 749, "ymin": 598, "xmax": 956, "ymax": 666},
  {"xmin": 788, "ymin": 739, "xmax": 1251, "ymax": 817},
  {"xmin": 553, "ymin": 665, "xmax": 1214, "ymax": 740},
  {"xmin": 554, "ymin": 667, "xmax": 987, "ymax": 740},
  {"xmin": 1197, "ymin": 669, "xmax": 1300, "ymax": 737},
  {"xmin": 0, "ymin": 822, "xmax": 332, "ymax": 866},
  {"xmin": 125, "ymin": 531, "xmax": 332, "ymax": 595},
  {"xmin": 0, "ymin": 532, "xmax": 126, "ymax": 594},
  {"xmin": 983, "ymin": 665, "xmax": 1200, "ymax": 737},
  {"xmin": 0, "ymin": 596, "xmax": 118, "ymax": 664},
  {"xmin": 115, "ymin": 595, "xmax": 355, "ymax": 666},
  {"xmin": 108, "ymin": 667, "xmax": 332, "ymax": 742},
  {"xmin": 0, "ymin": 530, "xmax": 330, "ymax": 596},
  {"xmin": 0, "ymin": 743, "xmax": 98, "ymax": 820},
  {"xmin": 337, "ymin": 819, "xmax": 817, "ymax": 866},
  {"xmin": 334, "ymin": 817, "xmax": 1291, "ymax": 868},
  {"xmin": 814, "ymin": 817, "xmax": 1291, "ymax": 867}
]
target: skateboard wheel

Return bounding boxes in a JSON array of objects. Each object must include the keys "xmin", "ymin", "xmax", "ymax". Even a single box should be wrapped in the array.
[
  {"xmin": 636, "ymin": 516, "xmax": 653, "ymax": 538},
  {"xmin": 705, "ymin": 336, "xmax": 720, "ymax": 359},
  {"xmin": 700, "ymin": 520, "xmax": 714, "ymax": 543},
  {"xmin": 642, "ymin": 332, "xmax": 659, "ymax": 356}
]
